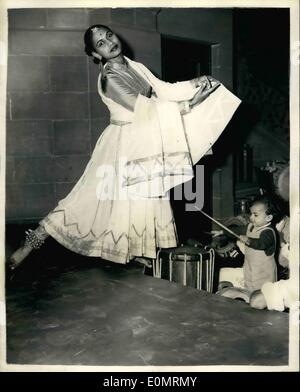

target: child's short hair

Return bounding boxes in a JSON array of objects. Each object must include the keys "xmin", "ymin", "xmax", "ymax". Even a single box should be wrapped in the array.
[{"xmin": 250, "ymin": 195, "xmax": 279, "ymax": 221}]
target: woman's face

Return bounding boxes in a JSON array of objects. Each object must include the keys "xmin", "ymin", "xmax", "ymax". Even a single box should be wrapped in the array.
[{"xmin": 91, "ymin": 27, "xmax": 122, "ymax": 60}]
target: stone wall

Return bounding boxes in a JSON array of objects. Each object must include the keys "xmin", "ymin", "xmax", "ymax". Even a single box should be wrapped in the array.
[{"xmin": 6, "ymin": 7, "xmax": 234, "ymax": 222}]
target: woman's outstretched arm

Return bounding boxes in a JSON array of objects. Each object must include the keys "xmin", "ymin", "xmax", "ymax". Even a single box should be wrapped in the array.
[
  {"xmin": 102, "ymin": 70, "xmax": 220, "ymax": 114},
  {"xmin": 132, "ymin": 60, "xmax": 220, "ymax": 102},
  {"xmin": 101, "ymin": 72, "xmax": 140, "ymax": 112}
]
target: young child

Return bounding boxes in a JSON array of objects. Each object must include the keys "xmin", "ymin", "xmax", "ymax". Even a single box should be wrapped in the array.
[
  {"xmin": 217, "ymin": 196, "xmax": 278, "ymax": 296},
  {"xmin": 238, "ymin": 196, "xmax": 278, "ymax": 291}
]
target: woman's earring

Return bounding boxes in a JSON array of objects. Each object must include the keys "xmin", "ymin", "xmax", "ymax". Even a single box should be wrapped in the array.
[
  {"xmin": 92, "ymin": 51, "xmax": 102, "ymax": 62},
  {"xmin": 98, "ymin": 60, "xmax": 104, "ymax": 74},
  {"xmin": 91, "ymin": 52, "xmax": 103, "ymax": 73}
]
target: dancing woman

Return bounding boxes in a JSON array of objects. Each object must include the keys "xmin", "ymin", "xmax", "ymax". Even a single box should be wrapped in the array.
[{"xmin": 9, "ymin": 25, "xmax": 241, "ymax": 269}]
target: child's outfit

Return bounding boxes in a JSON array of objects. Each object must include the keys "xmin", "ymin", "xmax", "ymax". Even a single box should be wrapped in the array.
[
  {"xmin": 219, "ymin": 222, "xmax": 277, "ymax": 293},
  {"xmin": 243, "ymin": 222, "xmax": 277, "ymax": 291}
]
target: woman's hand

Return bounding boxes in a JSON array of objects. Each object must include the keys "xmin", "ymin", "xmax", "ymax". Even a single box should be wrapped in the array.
[
  {"xmin": 198, "ymin": 75, "xmax": 218, "ymax": 88},
  {"xmin": 189, "ymin": 81, "xmax": 221, "ymax": 109},
  {"xmin": 192, "ymin": 75, "xmax": 220, "ymax": 89}
]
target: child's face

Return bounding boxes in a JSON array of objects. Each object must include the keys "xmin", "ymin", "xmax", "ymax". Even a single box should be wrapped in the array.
[{"xmin": 249, "ymin": 203, "xmax": 273, "ymax": 227}]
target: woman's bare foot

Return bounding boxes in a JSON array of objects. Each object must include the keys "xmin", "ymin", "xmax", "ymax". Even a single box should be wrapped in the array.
[
  {"xmin": 134, "ymin": 257, "xmax": 153, "ymax": 268},
  {"xmin": 8, "ymin": 243, "xmax": 33, "ymax": 270}
]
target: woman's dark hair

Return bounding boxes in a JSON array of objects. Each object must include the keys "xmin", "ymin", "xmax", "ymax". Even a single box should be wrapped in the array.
[{"xmin": 83, "ymin": 24, "xmax": 111, "ymax": 64}]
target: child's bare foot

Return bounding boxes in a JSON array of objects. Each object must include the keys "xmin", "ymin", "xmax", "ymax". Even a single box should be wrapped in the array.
[
  {"xmin": 217, "ymin": 287, "xmax": 251, "ymax": 303},
  {"xmin": 134, "ymin": 257, "xmax": 153, "ymax": 268},
  {"xmin": 8, "ymin": 243, "xmax": 33, "ymax": 271}
]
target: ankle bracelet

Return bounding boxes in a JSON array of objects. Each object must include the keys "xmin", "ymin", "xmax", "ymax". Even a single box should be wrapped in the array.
[{"xmin": 25, "ymin": 229, "xmax": 45, "ymax": 249}]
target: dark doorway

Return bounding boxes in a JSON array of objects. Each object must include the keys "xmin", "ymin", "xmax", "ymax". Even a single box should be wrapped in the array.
[
  {"xmin": 161, "ymin": 36, "xmax": 213, "ymax": 244},
  {"xmin": 161, "ymin": 35, "xmax": 211, "ymax": 82}
]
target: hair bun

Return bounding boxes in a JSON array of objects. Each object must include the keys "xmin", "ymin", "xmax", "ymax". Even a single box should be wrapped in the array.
[{"xmin": 84, "ymin": 45, "xmax": 92, "ymax": 57}]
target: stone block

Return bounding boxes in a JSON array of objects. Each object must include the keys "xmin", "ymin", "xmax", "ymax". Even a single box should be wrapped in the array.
[
  {"xmin": 111, "ymin": 9, "xmax": 135, "ymax": 26},
  {"xmin": 50, "ymin": 56, "xmax": 88, "ymax": 92},
  {"xmin": 53, "ymin": 120, "xmax": 90, "ymax": 155},
  {"xmin": 6, "ymin": 120, "xmax": 53, "ymax": 157},
  {"xmin": 88, "ymin": 8, "xmax": 111, "ymax": 25},
  {"xmin": 213, "ymin": 11, "xmax": 233, "ymax": 40},
  {"xmin": 52, "ymin": 155, "xmax": 90, "ymax": 182},
  {"xmin": 7, "ymin": 55, "xmax": 49, "ymax": 91},
  {"xmin": 90, "ymin": 91, "xmax": 110, "ymax": 119},
  {"xmin": 157, "ymin": 8, "xmax": 232, "ymax": 45},
  {"xmin": 8, "ymin": 9, "xmax": 47, "ymax": 30},
  {"xmin": 88, "ymin": 60, "xmax": 100, "ymax": 92},
  {"xmin": 135, "ymin": 54, "xmax": 161, "ymax": 78},
  {"xmin": 10, "ymin": 92, "xmax": 89, "ymax": 120},
  {"xmin": 6, "ymin": 183, "xmax": 55, "ymax": 220},
  {"xmin": 91, "ymin": 118, "xmax": 109, "ymax": 148},
  {"xmin": 110, "ymin": 25, "xmax": 161, "ymax": 58},
  {"xmin": 9, "ymin": 30, "xmax": 84, "ymax": 56},
  {"xmin": 135, "ymin": 8, "xmax": 159, "ymax": 31},
  {"xmin": 6, "ymin": 157, "xmax": 54, "ymax": 184},
  {"xmin": 47, "ymin": 9, "xmax": 88, "ymax": 29},
  {"xmin": 55, "ymin": 182, "xmax": 76, "ymax": 203}
]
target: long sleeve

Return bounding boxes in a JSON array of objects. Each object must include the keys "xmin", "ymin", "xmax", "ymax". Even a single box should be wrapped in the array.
[
  {"xmin": 247, "ymin": 229, "xmax": 276, "ymax": 255},
  {"xmin": 102, "ymin": 68, "xmax": 192, "ymax": 115},
  {"xmin": 102, "ymin": 72, "xmax": 139, "ymax": 112},
  {"xmin": 128, "ymin": 59, "xmax": 197, "ymax": 101}
]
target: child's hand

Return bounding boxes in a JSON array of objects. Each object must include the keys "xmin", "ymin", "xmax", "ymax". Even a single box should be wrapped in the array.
[{"xmin": 239, "ymin": 235, "xmax": 249, "ymax": 245}]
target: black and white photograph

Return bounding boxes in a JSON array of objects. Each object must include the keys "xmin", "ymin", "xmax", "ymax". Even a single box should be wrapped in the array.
[{"xmin": 0, "ymin": 0, "xmax": 299, "ymax": 372}]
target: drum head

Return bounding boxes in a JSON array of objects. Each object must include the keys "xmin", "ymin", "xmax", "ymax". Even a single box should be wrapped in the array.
[{"xmin": 158, "ymin": 245, "xmax": 211, "ymax": 261}]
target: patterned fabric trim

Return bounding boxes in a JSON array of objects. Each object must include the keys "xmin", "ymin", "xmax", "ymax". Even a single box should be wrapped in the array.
[
  {"xmin": 42, "ymin": 209, "xmax": 177, "ymax": 262},
  {"xmin": 123, "ymin": 151, "xmax": 193, "ymax": 187},
  {"xmin": 125, "ymin": 151, "xmax": 191, "ymax": 166}
]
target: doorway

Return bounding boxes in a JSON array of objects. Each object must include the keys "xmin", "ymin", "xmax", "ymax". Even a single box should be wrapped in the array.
[{"xmin": 161, "ymin": 35, "xmax": 213, "ymax": 244}]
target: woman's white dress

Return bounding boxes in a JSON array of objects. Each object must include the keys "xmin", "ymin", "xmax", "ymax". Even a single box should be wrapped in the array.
[{"xmin": 41, "ymin": 57, "xmax": 241, "ymax": 263}]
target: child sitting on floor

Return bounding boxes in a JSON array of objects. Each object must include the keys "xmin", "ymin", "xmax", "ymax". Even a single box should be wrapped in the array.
[
  {"xmin": 250, "ymin": 214, "xmax": 296, "ymax": 312},
  {"xmin": 218, "ymin": 196, "xmax": 279, "ymax": 297}
]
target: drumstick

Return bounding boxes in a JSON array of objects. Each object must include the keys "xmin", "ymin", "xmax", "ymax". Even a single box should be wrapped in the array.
[{"xmin": 194, "ymin": 206, "xmax": 246, "ymax": 242}]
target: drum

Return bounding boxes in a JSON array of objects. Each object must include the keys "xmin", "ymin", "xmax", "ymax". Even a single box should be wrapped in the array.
[{"xmin": 150, "ymin": 245, "xmax": 215, "ymax": 293}]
